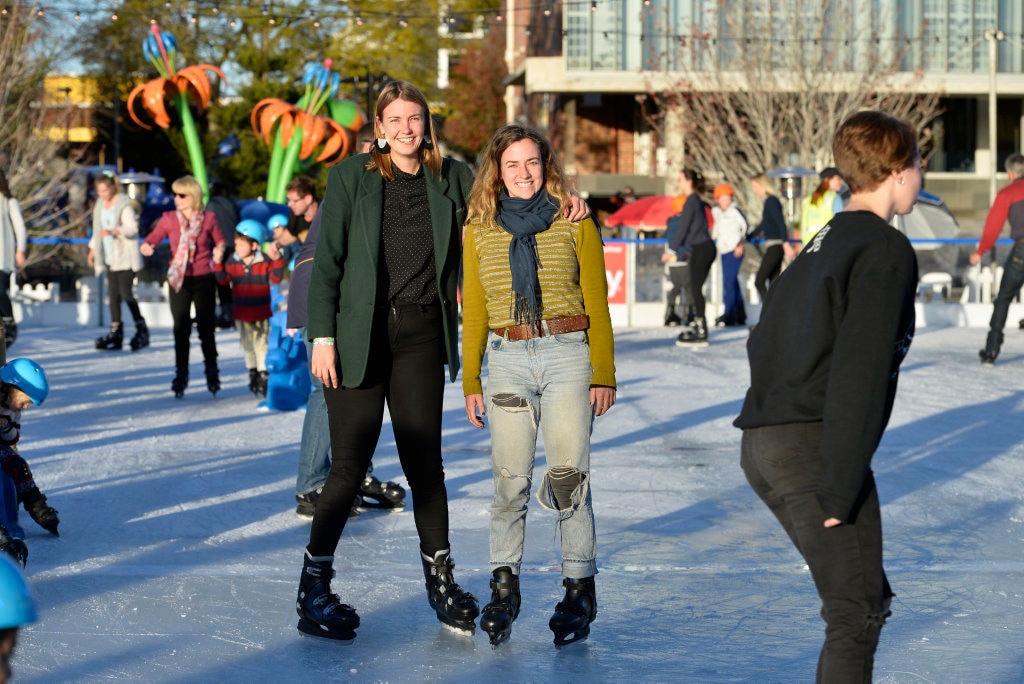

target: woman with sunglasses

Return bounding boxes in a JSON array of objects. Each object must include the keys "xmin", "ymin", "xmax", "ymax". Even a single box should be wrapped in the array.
[{"xmin": 140, "ymin": 175, "xmax": 226, "ymax": 398}]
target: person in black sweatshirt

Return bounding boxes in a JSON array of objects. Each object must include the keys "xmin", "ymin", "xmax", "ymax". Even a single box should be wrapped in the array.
[{"xmin": 734, "ymin": 110, "xmax": 921, "ymax": 683}]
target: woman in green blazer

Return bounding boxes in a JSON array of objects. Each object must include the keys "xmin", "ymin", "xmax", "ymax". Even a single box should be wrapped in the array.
[{"xmin": 295, "ymin": 80, "xmax": 479, "ymax": 640}]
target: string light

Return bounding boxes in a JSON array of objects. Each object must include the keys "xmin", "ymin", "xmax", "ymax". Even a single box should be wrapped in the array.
[{"xmin": 591, "ymin": 1, "xmax": 597, "ymax": 11}]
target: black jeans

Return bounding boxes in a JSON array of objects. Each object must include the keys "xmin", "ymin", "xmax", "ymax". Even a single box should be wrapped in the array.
[
  {"xmin": 754, "ymin": 244, "xmax": 784, "ymax": 302},
  {"xmin": 685, "ymin": 241, "xmax": 717, "ymax": 319},
  {"xmin": 309, "ymin": 301, "xmax": 451, "ymax": 558},
  {"xmin": 106, "ymin": 270, "xmax": 143, "ymax": 325},
  {"xmin": 741, "ymin": 423, "xmax": 891, "ymax": 684},
  {"xmin": 985, "ymin": 240, "xmax": 1024, "ymax": 354},
  {"xmin": 168, "ymin": 274, "xmax": 218, "ymax": 373}
]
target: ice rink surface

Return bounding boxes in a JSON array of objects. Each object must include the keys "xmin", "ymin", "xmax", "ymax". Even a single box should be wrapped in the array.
[{"xmin": 9, "ymin": 323, "xmax": 1024, "ymax": 683}]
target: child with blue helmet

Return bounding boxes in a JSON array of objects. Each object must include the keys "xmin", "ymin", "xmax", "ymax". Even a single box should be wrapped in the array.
[
  {"xmin": 0, "ymin": 358, "xmax": 59, "ymax": 561},
  {"xmin": 0, "ymin": 554, "xmax": 37, "ymax": 680},
  {"xmin": 213, "ymin": 220, "xmax": 285, "ymax": 397}
]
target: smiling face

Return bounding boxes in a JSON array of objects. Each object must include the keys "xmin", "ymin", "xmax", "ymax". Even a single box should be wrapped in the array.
[
  {"xmin": 376, "ymin": 97, "xmax": 427, "ymax": 171},
  {"xmin": 500, "ymin": 139, "xmax": 544, "ymax": 200}
]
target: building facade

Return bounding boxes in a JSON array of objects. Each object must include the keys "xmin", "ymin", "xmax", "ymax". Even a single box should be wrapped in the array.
[{"xmin": 504, "ymin": 0, "xmax": 1024, "ymax": 219}]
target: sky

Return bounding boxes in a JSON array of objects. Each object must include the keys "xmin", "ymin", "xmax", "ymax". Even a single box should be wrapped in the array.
[{"xmin": 8, "ymin": 321, "xmax": 1024, "ymax": 683}]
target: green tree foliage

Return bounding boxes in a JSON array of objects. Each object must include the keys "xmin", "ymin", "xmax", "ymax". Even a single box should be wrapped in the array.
[{"xmin": 442, "ymin": 21, "xmax": 507, "ymax": 160}]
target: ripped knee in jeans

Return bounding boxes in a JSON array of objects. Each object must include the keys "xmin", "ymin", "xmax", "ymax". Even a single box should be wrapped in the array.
[{"xmin": 538, "ymin": 465, "xmax": 589, "ymax": 513}]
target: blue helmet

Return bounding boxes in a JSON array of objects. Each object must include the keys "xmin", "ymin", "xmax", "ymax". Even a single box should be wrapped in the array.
[
  {"xmin": 0, "ymin": 358, "xmax": 48, "ymax": 406},
  {"xmin": 0, "ymin": 555, "xmax": 37, "ymax": 629},
  {"xmin": 267, "ymin": 214, "xmax": 289, "ymax": 232},
  {"xmin": 235, "ymin": 219, "xmax": 266, "ymax": 245}
]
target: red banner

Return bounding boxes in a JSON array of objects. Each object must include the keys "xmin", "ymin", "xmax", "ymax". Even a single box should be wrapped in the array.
[{"xmin": 604, "ymin": 243, "xmax": 627, "ymax": 304}]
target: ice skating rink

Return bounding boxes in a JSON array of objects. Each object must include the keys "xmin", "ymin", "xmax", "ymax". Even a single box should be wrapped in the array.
[{"xmin": 11, "ymin": 323, "xmax": 1024, "ymax": 682}]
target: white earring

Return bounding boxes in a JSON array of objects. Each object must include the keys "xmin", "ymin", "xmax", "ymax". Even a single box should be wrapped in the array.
[{"xmin": 898, "ymin": 177, "xmax": 905, "ymax": 185}]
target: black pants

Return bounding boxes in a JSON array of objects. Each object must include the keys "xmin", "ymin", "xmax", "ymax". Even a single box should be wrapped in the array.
[
  {"xmin": 685, "ymin": 241, "xmax": 717, "ymax": 319},
  {"xmin": 168, "ymin": 274, "xmax": 218, "ymax": 373},
  {"xmin": 0, "ymin": 270, "xmax": 12, "ymax": 319},
  {"xmin": 741, "ymin": 423, "xmax": 891, "ymax": 684},
  {"xmin": 106, "ymin": 270, "xmax": 143, "ymax": 325},
  {"xmin": 754, "ymin": 244, "xmax": 784, "ymax": 302},
  {"xmin": 309, "ymin": 301, "xmax": 451, "ymax": 558}
]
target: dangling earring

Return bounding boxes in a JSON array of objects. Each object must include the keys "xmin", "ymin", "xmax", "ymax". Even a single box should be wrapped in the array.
[
  {"xmin": 420, "ymin": 137, "xmax": 434, "ymax": 151},
  {"xmin": 375, "ymin": 138, "xmax": 391, "ymax": 154}
]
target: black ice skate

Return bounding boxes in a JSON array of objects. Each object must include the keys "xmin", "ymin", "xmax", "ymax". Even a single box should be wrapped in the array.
[
  {"xmin": 24, "ymin": 489, "xmax": 60, "ymax": 536},
  {"xmin": 129, "ymin": 320, "xmax": 149, "ymax": 351},
  {"xmin": 248, "ymin": 369, "xmax": 260, "ymax": 395},
  {"xmin": 549, "ymin": 576, "xmax": 597, "ymax": 647},
  {"xmin": 0, "ymin": 524, "xmax": 27, "ymax": 567},
  {"xmin": 421, "ymin": 549, "xmax": 479, "ymax": 634},
  {"xmin": 172, "ymin": 370, "xmax": 188, "ymax": 398},
  {"xmin": 296, "ymin": 552, "xmax": 359, "ymax": 641},
  {"xmin": 480, "ymin": 566, "xmax": 520, "ymax": 647},
  {"xmin": 205, "ymin": 363, "xmax": 220, "ymax": 396},
  {"xmin": 358, "ymin": 475, "xmax": 406, "ymax": 509},
  {"xmin": 95, "ymin": 323, "xmax": 124, "ymax": 351}
]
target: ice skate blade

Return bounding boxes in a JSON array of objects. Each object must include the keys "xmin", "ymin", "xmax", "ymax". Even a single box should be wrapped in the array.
[
  {"xmin": 437, "ymin": 619, "xmax": 475, "ymax": 637},
  {"xmin": 675, "ymin": 340, "xmax": 709, "ymax": 349},
  {"xmin": 486, "ymin": 628, "xmax": 512, "ymax": 647},
  {"xmin": 552, "ymin": 625, "xmax": 590, "ymax": 647},
  {"xmin": 357, "ymin": 499, "xmax": 406, "ymax": 510},
  {"xmin": 297, "ymin": 618, "xmax": 356, "ymax": 641}
]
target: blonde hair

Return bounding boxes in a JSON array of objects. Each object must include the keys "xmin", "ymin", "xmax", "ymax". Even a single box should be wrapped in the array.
[
  {"xmin": 171, "ymin": 175, "xmax": 204, "ymax": 212},
  {"xmin": 466, "ymin": 124, "xmax": 572, "ymax": 225},
  {"xmin": 367, "ymin": 81, "xmax": 442, "ymax": 180}
]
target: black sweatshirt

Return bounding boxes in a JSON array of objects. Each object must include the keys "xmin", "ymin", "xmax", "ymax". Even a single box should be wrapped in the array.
[{"xmin": 734, "ymin": 211, "xmax": 918, "ymax": 521}]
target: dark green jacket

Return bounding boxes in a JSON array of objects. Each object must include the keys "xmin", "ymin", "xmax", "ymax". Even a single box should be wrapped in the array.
[{"xmin": 307, "ymin": 153, "xmax": 473, "ymax": 387}]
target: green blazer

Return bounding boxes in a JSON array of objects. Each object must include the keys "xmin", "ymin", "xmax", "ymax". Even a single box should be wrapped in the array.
[{"xmin": 307, "ymin": 153, "xmax": 474, "ymax": 387}]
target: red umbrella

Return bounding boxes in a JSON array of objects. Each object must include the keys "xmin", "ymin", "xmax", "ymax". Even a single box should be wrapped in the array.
[{"xmin": 605, "ymin": 195, "xmax": 681, "ymax": 231}]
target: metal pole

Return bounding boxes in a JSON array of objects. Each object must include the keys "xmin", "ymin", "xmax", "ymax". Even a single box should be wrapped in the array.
[{"xmin": 985, "ymin": 28, "xmax": 1006, "ymax": 205}]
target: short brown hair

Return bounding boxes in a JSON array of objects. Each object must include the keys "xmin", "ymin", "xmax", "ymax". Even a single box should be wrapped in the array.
[{"xmin": 833, "ymin": 111, "xmax": 918, "ymax": 194}]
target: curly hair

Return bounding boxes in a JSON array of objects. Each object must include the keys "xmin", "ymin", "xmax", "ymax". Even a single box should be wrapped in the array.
[{"xmin": 466, "ymin": 124, "xmax": 572, "ymax": 225}]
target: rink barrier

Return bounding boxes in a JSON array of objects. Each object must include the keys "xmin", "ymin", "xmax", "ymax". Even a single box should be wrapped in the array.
[{"xmin": 14, "ymin": 236, "xmax": 1022, "ymax": 330}]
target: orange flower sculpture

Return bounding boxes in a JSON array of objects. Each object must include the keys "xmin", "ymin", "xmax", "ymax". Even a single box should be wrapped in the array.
[{"xmin": 126, "ymin": 24, "xmax": 225, "ymax": 196}]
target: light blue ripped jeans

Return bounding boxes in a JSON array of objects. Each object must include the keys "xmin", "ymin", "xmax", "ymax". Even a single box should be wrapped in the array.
[{"xmin": 485, "ymin": 329, "xmax": 597, "ymax": 580}]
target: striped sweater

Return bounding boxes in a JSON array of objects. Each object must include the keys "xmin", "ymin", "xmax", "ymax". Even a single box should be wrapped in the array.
[
  {"xmin": 461, "ymin": 215, "xmax": 615, "ymax": 396},
  {"xmin": 214, "ymin": 251, "xmax": 285, "ymax": 323}
]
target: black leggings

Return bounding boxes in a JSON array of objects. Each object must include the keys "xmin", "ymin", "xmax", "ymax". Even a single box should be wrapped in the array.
[
  {"xmin": 0, "ymin": 270, "xmax": 12, "ymax": 319},
  {"xmin": 168, "ymin": 274, "xmax": 218, "ymax": 373},
  {"xmin": 106, "ymin": 270, "xmax": 142, "ymax": 325},
  {"xmin": 309, "ymin": 301, "xmax": 451, "ymax": 558},
  {"xmin": 755, "ymin": 244, "xmax": 784, "ymax": 302},
  {"xmin": 685, "ymin": 241, "xmax": 717, "ymax": 319}
]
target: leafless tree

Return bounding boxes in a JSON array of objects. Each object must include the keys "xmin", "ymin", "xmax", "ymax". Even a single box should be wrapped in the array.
[
  {"xmin": 638, "ymin": 1, "xmax": 942, "ymax": 192},
  {"xmin": 1, "ymin": 6, "xmax": 85, "ymax": 272}
]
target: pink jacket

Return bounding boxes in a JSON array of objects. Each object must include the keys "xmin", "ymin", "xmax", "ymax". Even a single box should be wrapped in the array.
[{"xmin": 144, "ymin": 210, "xmax": 226, "ymax": 278}]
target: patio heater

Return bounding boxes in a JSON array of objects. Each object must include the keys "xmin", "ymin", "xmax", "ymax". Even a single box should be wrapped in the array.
[{"xmin": 766, "ymin": 166, "xmax": 818, "ymax": 235}]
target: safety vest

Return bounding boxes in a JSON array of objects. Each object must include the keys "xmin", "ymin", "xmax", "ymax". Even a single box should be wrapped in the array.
[{"xmin": 800, "ymin": 190, "xmax": 837, "ymax": 245}]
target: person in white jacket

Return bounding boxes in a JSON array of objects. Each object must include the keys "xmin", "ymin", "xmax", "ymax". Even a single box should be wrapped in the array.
[
  {"xmin": 0, "ymin": 169, "xmax": 26, "ymax": 354},
  {"xmin": 87, "ymin": 172, "xmax": 148, "ymax": 351},
  {"xmin": 711, "ymin": 184, "xmax": 748, "ymax": 327}
]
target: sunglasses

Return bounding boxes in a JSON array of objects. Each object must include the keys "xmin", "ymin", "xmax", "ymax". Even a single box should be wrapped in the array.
[{"xmin": 174, "ymin": 192, "xmax": 189, "ymax": 199}]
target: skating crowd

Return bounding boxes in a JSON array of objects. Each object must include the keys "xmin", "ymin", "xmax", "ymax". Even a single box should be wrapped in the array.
[{"xmin": 9, "ymin": 80, "xmax": 1017, "ymax": 683}]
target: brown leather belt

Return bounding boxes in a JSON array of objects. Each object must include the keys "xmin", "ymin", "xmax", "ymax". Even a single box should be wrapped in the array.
[{"xmin": 492, "ymin": 315, "xmax": 590, "ymax": 341}]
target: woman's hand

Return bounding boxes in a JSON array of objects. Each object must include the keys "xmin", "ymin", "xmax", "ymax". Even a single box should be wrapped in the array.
[
  {"xmin": 565, "ymin": 195, "xmax": 591, "ymax": 222},
  {"xmin": 87, "ymin": 249, "xmax": 95, "ymax": 268},
  {"xmin": 140, "ymin": 242, "xmax": 154, "ymax": 257},
  {"xmin": 465, "ymin": 394, "xmax": 486, "ymax": 428},
  {"xmin": 591, "ymin": 386, "xmax": 616, "ymax": 417},
  {"xmin": 212, "ymin": 244, "xmax": 226, "ymax": 264},
  {"xmin": 311, "ymin": 343, "xmax": 338, "ymax": 389},
  {"xmin": 733, "ymin": 244, "xmax": 744, "ymax": 258},
  {"xmin": 14, "ymin": 250, "xmax": 24, "ymax": 270}
]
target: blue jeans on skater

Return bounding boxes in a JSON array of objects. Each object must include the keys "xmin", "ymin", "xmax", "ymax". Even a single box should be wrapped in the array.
[
  {"xmin": 721, "ymin": 251, "xmax": 745, "ymax": 323},
  {"xmin": 485, "ymin": 330, "xmax": 597, "ymax": 580},
  {"xmin": 984, "ymin": 240, "xmax": 1024, "ymax": 356},
  {"xmin": 296, "ymin": 332, "xmax": 331, "ymax": 496},
  {"xmin": 0, "ymin": 472, "xmax": 24, "ymax": 539},
  {"xmin": 741, "ymin": 422, "xmax": 891, "ymax": 684}
]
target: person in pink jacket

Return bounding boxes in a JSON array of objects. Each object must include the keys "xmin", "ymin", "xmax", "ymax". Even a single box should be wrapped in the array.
[{"xmin": 141, "ymin": 175, "xmax": 226, "ymax": 398}]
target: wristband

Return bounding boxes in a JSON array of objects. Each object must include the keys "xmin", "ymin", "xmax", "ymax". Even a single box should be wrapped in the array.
[{"xmin": 312, "ymin": 337, "xmax": 335, "ymax": 346}]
